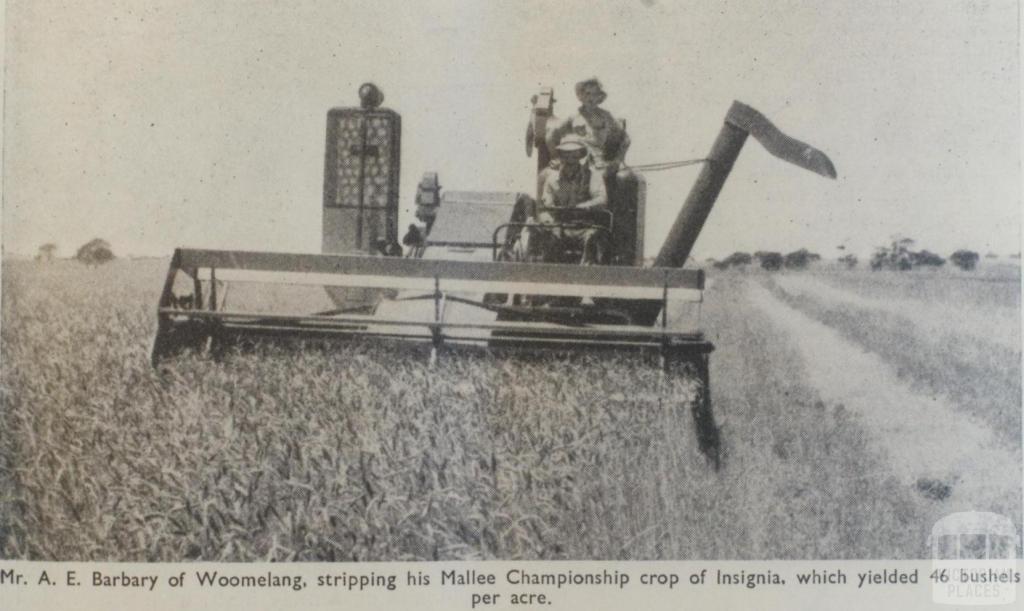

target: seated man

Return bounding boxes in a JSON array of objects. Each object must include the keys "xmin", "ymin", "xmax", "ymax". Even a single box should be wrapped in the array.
[{"xmin": 532, "ymin": 135, "xmax": 610, "ymax": 265}]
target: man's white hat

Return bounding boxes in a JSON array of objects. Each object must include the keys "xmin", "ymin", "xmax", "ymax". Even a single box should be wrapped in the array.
[{"xmin": 555, "ymin": 134, "xmax": 587, "ymax": 155}]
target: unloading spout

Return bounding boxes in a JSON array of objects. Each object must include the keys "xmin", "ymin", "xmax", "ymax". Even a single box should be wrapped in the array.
[{"xmin": 654, "ymin": 101, "xmax": 836, "ymax": 269}]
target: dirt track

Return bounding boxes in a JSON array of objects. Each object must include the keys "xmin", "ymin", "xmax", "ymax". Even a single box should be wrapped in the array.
[{"xmin": 744, "ymin": 278, "xmax": 1021, "ymax": 513}]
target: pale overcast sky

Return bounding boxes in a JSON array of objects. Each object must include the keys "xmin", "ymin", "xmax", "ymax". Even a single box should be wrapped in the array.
[{"xmin": 3, "ymin": 0, "xmax": 1020, "ymax": 259}]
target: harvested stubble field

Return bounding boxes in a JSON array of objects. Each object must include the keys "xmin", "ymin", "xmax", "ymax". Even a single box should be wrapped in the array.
[{"xmin": 1, "ymin": 259, "xmax": 1020, "ymax": 561}]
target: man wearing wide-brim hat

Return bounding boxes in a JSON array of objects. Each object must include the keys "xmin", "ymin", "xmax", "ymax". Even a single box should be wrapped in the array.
[
  {"xmin": 546, "ymin": 78, "xmax": 631, "ymax": 175},
  {"xmin": 528, "ymin": 134, "xmax": 609, "ymax": 265}
]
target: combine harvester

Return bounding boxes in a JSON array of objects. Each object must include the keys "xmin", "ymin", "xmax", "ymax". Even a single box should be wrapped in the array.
[{"xmin": 151, "ymin": 83, "xmax": 835, "ymax": 467}]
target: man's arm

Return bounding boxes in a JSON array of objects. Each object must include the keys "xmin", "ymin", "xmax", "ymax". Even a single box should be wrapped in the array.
[
  {"xmin": 575, "ymin": 169, "xmax": 607, "ymax": 210},
  {"xmin": 539, "ymin": 168, "xmax": 559, "ymax": 209},
  {"xmin": 611, "ymin": 121, "xmax": 631, "ymax": 166},
  {"xmin": 601, "ymin": 115, "xmax": 630, "ymax": 171}
]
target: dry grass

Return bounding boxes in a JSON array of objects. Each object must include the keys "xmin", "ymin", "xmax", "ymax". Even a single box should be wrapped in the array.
[
  {"xmin": 2, "ymin": 260, "xmax": 1017, "ymax": 561},
  {"xmin": 816, "ymin": 265, "xmax": 1020, "ymax": 310},
  {"xmin": 1, "ymin": 259, "xmax": 713, "ymax": 561}
]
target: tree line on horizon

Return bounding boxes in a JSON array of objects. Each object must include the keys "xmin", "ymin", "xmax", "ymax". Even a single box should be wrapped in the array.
[
  {"xmin": 34, "ymin": 239, "xmax": 115, "ymax": 266},
  {"xmin": 33, "ymin": 237, "xmax": 1020, "ymax": 272},
  {"xmin": 705, "ymin": 238, "xmax": 1014, "ymax": 272}
]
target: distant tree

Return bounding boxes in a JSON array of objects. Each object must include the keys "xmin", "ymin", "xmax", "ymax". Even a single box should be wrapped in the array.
[
  {"xmin": 950, "ymin": 250, "xmax": 980, "ymax": 271},
  {"xmin": 783, "ymin": 248, "xmax": 820, "ymax": 270},
  {"xmin": 870, "ymin": 237, "xmax": 950, "ymax": 270},
  {"xmin": 75, "ymin": 238, "xmax": 115, "ymax": 266},
  {"xmin": 870, "ymin": 236, "xmax": 916, "ymax": 271},
  {"xmin": 869, "ymin": 250, "xmax": 884, "ymax": 271},
  {"xmin": 984, "ymin": 252, "xmax": 998, "ymax": 259},
  {"xmin": 36, "ymin": 243, "xmax": 58, "ymax": 262},
  {"xmin": 1012, "ymin": 253, "xmax": 1022, "ymax": 260},
  {"xmin": 838, "ymin": 254, "xmax": 858, "ymax": 269},
  {"xmin": 729, "ymin": 252, "xmax": 752, "ymax": 266},
  {"xmin": 911, "ymin": 250, "xmax": 945, "ymax": 268},
  {"xmin": 713, "ymin": 252, "xmax": 752, "ymax": 270},
  {"xmin": 754, "ymin": 251, "xmax": 783, "ymax": 271}
]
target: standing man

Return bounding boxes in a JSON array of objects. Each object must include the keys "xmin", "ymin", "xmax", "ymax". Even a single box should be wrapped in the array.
[{"xmin": 546, "ymin": 78, "xmax": 631, "ymax": 175}]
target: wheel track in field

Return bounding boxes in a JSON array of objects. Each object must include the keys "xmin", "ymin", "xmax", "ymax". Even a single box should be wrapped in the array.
[
  {"xmin": 745, "ymin": 280, "xmax": 1021, "ymax": 511},
  {"xmin": 768, "ymin": 273, "xmax": 1020, "ymax": 448}
]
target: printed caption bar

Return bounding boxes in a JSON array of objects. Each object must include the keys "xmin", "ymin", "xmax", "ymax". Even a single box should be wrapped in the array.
[{"xmin": 2, "ymin": 560, "xmax": 1019, "ymax": 610}]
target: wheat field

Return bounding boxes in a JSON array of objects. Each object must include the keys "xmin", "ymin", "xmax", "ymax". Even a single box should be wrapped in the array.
[{"xmin": 1, "ymin": 259, "xmax": 1019, "ymax": 560}]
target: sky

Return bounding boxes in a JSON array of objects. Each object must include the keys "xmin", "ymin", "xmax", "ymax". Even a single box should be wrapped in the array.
[{"xmin": 2, "ymin": 0, "xmax": 1020, "ymax": 260}]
